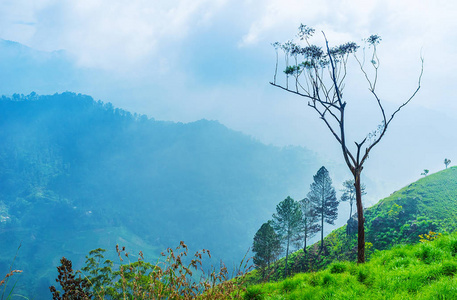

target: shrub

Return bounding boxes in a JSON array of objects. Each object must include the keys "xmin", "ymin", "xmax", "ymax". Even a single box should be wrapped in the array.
[
  {"xmin": 243, "ymin": 286, "xmax": 264, "ymax": 300},
  {"xmin": 329, "ymin": 262, "xmax": 346, "ymax": 274},
  {"xmin": 321, "ymin": 273, "xmax": 334, "ymax": 286},
  {"xmin": 356, "ymin": 267, "xmax": 369, "ymax": 284},
  {"xmin": 416, "ymin": 243, "xmax": 443, "ymax": 264},
  {"xmin": 439, "ymin": 261, "xmax": 457, "ymax": 276},
  {"xmin": 281, "ymin": 278, "xmax": 300, "ymax": 293},
  {"xmin": 449, "ymin": 238, "xmax": 457, "ymax": 256},
  {"xmin": 49, "ymin": 257, "xmax": 91, "ymax": 299},
  {"xmin": 50, "ymin": 241, "xmax": 250, "ymax": 299}
]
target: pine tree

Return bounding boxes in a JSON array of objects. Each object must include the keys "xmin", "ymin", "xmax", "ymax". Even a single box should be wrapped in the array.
[
  {"xmin": 272, "ymin": 196, "xmax": 302, "ymax": 278},
  {"xmin": 341, "ymin": 179, "xmax": 366, "ymax": 221},
  {"xmin": 298, "ymin": 197, "xmax": 320, "ymax": 253},
  {"xmin": 308, "ymin": 166, "xmax": 339, "ymax": 250},
  {"xmin": 252, "ymin": 221, "xmax": 281, "ymax": 279}
]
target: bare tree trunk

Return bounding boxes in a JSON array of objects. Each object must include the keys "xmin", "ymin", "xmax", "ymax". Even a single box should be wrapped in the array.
[
  {"xmin": 303, "ymin": 232, "xmax": 307, "ymax": 253},
  {"xmin": 285, "ymin": 238, "xmax": 290, "ymax": 278},
  {"xmin": 321, "ymin": 180, "xmax": 325, "ymax": 250},
  {"xmin": 321, "ymin": 212, "xmax": 324, "ymax": 250},
  {"xmin": 354, "ymin": 171, "xmax": 365, "ymax": 263}
]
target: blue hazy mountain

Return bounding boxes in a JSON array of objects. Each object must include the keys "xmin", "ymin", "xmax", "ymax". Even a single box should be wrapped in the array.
[{"xmin": 0, "ymin": 92, "xmax": 320, "ymax": 297}]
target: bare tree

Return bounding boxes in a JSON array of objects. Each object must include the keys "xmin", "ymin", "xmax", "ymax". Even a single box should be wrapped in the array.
[{"xmin": 271, "ymin": 25, "xmax": 423, "ymax": 263}]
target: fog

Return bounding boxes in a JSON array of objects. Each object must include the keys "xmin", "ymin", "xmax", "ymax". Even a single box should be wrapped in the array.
[{"xmin": 0, "ymin": 1, "xmax": 456, "ymax": 297}]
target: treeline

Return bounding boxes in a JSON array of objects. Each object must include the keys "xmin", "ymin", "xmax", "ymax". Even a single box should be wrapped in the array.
[
  {"xmin": 252, "ymin": 166, "xmax": 341, "ymax": 279},
  {"xmin": 251, "ymin": 167, "xmax": 457, "ymax": 283}
]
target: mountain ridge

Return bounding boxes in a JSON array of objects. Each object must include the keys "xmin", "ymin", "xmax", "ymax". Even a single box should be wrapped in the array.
[{"xmin": 0, "ymin": 92, "xmax": 321, "ymax": 298}]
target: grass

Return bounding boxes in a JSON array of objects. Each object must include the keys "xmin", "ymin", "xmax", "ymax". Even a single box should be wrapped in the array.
[
  {"xmin": 50, "ymin": 241, "xmax": 251, "ymax": 299},
  {"xmin": 248, "ymin": 167, "xmax": 457, "ymax": 282},
  {"xmin": 0, "ymin": 244, "xmax": 25, "ymax": 300},
  {"xmin": 242, "ymin": 231, "xmax": 457, "ymax": 299}
]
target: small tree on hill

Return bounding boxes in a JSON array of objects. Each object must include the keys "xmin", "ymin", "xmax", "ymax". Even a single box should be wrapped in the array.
[
  {"xmin": 271, "ymin": 25, "xmax": 423, "ymax": 263},
  {"xmin": 421, "ymin": 169, "xmax": 429, "ymax": 176},
  {"xmin": 298, "ymin": 197, "xmax": 320, "ymax": 253},
  {"xmin": 445, "ymin": 158, "xmax": 451, "ymax": 169},
  {"xmin": 272, "ymin": 196, "xmax": 302, "ymax": 278},
  {"xmin": 252, "ymin": 220, "xmax": 281, "ymax": 279},
  {"xmin": 341, "ymin": 179, "xmax": 366, "ymax": 221},
  {"xmin": 307, "ymin": 166, "xmax": 339, "ymax": 250}
]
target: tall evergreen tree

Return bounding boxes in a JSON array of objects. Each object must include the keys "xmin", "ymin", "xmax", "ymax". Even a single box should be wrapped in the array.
[
  {"xmin": 298, "ymin": 197, "xmax": 320, "ymax": 253},
  {"xmin": 252, "ymin": 220, "xmax": 281, "ymax": 279},
  {"xmin": 341, "ymin": 179, "xmax": 366, "ymax": 221},
  {"xmin": 308, "ymin": 166, "xmax": 339, "ymax": 250},
  {"xmin": 272, "ymin": 196, "xmax": 302, "ymax": 278}
]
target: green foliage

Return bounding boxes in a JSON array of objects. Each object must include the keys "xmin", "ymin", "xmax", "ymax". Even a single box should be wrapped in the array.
[
  {"xmin": 272, "ymin": 197, "xmax": 303, "ymax": 278},
  {"xmin": 307, "ymin": 166, "xmax": 338, "ymax": 249},
  {"xmin": 243, "ymin": 286, "xmax": 264, "ymax": 300},
  {"xmin": 329, "ymin": 262, "xmax": 347, "ymax": 274},
  {"xmin": 252, "ymin": 221, "xmax": 281, "ymax": 279},
  {"xmin": 53, "ymin": 242, "xmax": 250, "ymax": 299},
  {"xmin": 242, "ymin": 232, "xmax": 457, "ymax": 299},
  {"xmin": 249, "ymin": 167, "xmax": 457, "ymax": 282}
]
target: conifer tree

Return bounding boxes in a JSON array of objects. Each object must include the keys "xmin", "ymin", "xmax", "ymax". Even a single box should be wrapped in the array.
[
  {"xmin": 252, "ymin": 221, "xmax": 281, "ymax": 279},
  {"xmin": 298, "ymin": 197, "xmax": 320, "ymax": 253},
  {"xmin": 341, "ymin": 179, "xmax": 366, "ymax": 221},
  {"xmin": 272, "ymin": 196, "xmax": 302, "ymax": 278},
  {"xmin": 307, "ymin": 166, "xmax": 338, "ymax": 250}
]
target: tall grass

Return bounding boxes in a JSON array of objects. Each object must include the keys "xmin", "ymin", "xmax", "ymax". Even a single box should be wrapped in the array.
[
  {"xmin": 50, "ymin": 241, "xmax": 251, "ymax": 299},
  {"xmin": 1, "ymin": 244, "xmax": 24, "ymax": 300}
]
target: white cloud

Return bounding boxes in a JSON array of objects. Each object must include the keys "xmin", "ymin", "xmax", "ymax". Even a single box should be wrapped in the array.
[{"xmin": 0, "ymin": 0, "xmax": 227, "ymax": 71}]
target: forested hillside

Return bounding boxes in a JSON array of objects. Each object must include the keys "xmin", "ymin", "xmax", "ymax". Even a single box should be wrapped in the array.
[
  {"xmin": 0, "ymin": 92, "xmax": 320, "ymax": 298},
  {"xmin": 249, "ymin": 167, "xmax": 457, "ymax": 281}
]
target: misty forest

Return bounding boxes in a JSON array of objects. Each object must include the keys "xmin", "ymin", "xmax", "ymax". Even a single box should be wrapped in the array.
[{"xmin": 1, "ymin": 4, "xmax": 457, "ymax": 300}]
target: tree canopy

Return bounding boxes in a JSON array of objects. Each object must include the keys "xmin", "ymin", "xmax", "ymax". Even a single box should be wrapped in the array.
[
  {"xmin": 307, "ymin": 166, "xmax": 338, "ymax": 250},
  {"xmin": 252, "ymin": 221, "xmax": 281, "ymax": 279},
  {"xmin": 272, "ymin": 196, "xmax": 302, "ymax": 277}
]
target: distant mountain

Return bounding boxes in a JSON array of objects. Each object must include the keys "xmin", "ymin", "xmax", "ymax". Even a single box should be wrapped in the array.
[
  {"xmin": 0, "ymin": 39, "xmax": 79, "ymax": 95},
  {"xmin": 0, "ymin": 92, "xmax": 320, "ymax": 298}
]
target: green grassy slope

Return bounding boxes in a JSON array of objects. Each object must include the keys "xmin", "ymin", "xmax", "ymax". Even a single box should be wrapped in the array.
[
  {"xmin": 243, "ymin": 232, "xmax": 457, "ymax": 299},
  {"xmin": 251, "ymin": 167, "xmax": 457, "ymax": 281}
]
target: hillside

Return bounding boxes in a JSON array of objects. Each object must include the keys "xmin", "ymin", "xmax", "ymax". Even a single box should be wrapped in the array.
[
  {"xmin": 251, "ymin": 167, "xmax": 457, "ymax": 281},
  {"xmin": 243, "ymin": 231, "xmax": 457, "ymax": 299},
  {"xmin": 0, "ymin": 92, "xmax": 320, "ymax": 298}
]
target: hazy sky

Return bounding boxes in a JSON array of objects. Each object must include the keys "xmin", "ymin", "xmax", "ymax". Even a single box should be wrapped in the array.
[{"xmin": 1, "ymin": 0, "xmax": 456, "ymax": 202}]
